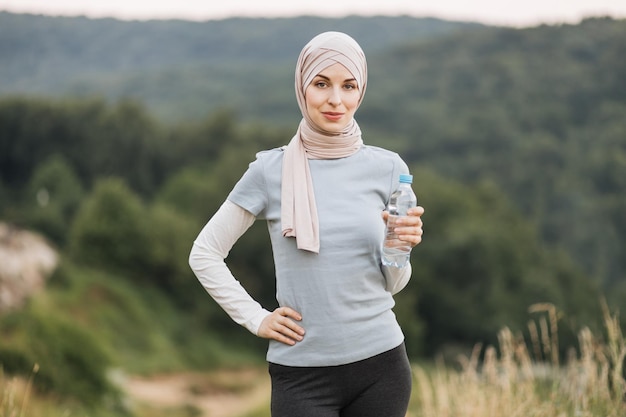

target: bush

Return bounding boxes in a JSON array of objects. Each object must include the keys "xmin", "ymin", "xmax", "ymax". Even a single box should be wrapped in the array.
[
  {"xmin": 145, "ymin": 204, "xmax": 198, "ymax": 299},
  {"xmin": 68, "ymin": 178, "xmax": 150, "ymax": 276},
  {"xmin": 0, "ymin": 306, "xmax": 118, "ymax": 405},
  {"xmin": 23, "ymin": 154, "xmax": 84, "ymax": 245}
]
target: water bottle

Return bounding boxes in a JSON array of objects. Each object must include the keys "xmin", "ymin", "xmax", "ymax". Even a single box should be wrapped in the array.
[{"xmin": 382, "ymin": 174, "xmax": 418, "ymax": 268}]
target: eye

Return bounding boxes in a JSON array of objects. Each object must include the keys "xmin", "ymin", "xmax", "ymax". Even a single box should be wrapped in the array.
[
  {"xmin": 344, "ymin": 83, "xmax": 358, "ymax": 91},
  {"xmin": 314, "ymin": 80, "xmax": 328, "ymax": 88}
]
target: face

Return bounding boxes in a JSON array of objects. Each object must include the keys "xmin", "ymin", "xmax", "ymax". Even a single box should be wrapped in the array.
[{"xmin": 304, "ymin": 63, "xmax": 361, "ymax": 133}]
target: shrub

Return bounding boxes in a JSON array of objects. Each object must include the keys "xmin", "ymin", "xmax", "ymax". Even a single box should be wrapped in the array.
[
  {"xmin": 0, "ymin": 307, "xmax": 118, "ymax": 406},
  {"xmin": 68, "ymin": 178, "xmax": 150, "ymax": 276},
  {"xmin": 23, "ymin": 154, "xmax": 84, "ymax": 245}
]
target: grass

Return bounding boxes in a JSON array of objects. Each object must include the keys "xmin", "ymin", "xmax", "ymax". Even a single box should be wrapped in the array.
[
  {"xmin": 1, "ymin": 364, "xmax": 37, "ymax": 417},
  {"xmin": 410, "ymin": 302, "xmax": 626, "ymax": 417},
  {"xmin": 214, "ymin": 301, "xmax": 626, "ymax": 417},
  {"xmin": 3, "ymin": 302, "xmax": 625, "ymax": 417}
]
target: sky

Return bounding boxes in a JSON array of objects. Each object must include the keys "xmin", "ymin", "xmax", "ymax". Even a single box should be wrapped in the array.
[{"xmin": 1, "ymin": 0, "xmax": 626, "ymax": 27}]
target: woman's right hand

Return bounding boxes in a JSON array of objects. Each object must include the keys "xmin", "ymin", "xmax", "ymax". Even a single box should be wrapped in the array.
[{"xmin": 258, "ymin": 307, "xmax": 305, "ymax": 346}]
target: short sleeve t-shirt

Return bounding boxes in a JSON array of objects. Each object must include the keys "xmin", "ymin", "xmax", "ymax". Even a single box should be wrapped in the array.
[{"xmin": 228, "ymin": 145, "xmax": 409, "ymax": 366}]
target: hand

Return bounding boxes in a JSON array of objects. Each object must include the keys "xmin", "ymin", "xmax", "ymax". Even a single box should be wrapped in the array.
[
  {"xmin": 258, "ymin": 306, "xmax": 305, "ymax": 346},
  {"xmin": 382, "ymin": 206, "xmax": 424, "ymax": 247}
]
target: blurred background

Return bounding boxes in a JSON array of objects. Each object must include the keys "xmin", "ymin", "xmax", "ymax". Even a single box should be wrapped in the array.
[{"xmin": 0, "ymin": 1, "xmax": 625, "ymax": 416}]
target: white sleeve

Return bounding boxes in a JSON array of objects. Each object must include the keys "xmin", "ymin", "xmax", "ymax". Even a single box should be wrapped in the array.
[
  {"xmin": 382, "ymin": 263, "xmax": 412, "ymax": 295},
  {"xmin": 189, "ymin": 200, "xmax": 271, "ymax": 335}
]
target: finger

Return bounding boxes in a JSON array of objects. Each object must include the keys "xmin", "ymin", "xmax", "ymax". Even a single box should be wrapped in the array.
[
  {"xmin": 276, "ymin": 310, "xmax": 305, "ymax": 336},
  {"xmin": 269, "ymin": 329, "xmax": 299, "ymax": 346},
  {"xmin": 279, "ymin": 307, "xmax": 302, "ymax": 321},
  {"xmin": 279, "ymin": 315, "xmax": 305, "ymax": 336},
  {"xmin": 269, "ymin": 317, "xmax": 305, "ymax": 345},
  {"xmin": 399, "ymin": 217, "xmax": 422, "ymax": 227},
  {"xmin": 275, "ymin": 307, "xmax": 305, "ymax": 336},
  {"xmin": 397, "ymin": 224, "xmax": 423, "ymax": 238},
  {"xmin": 259, "ymin": 317, "xmax": 300, "ymax": 345},
  {"xmin": 394, "ymin": 222, "xmax": 423, "ymax": 235},
  {"xmin": 407, "ymin": 206, "xmax": 425, "ymax": 216},
  {"xmin": 275, "ymin": 324, "xmax": 305, "ymax": 343},
  {"xmin": 398, "ymin": 230, "xmax": 423, "ymax": 246},
  {"xmin": 395, "ymin": 214, "xmax": 422, "ymax": 226}
]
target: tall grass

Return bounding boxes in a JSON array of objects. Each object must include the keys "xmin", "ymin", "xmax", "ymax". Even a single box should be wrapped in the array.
[
  {"xmin": 0, "ymin": 364, "xmax": 37, "ymax": 417},
  {"xmin": 4, "ymin": 303, "xmax": 624, "ymax": 417},
  {"xmin": 411, "ymin": 302, "xmax": 626, "ymax": 417}
]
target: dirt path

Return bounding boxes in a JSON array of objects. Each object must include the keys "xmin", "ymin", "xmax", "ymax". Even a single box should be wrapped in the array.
[{"xmin": 123, "ymin": 368, "xmax": 271, "ymax": 417}]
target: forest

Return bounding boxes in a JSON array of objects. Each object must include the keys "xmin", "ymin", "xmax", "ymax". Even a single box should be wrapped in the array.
[{"xmin": 0, "ymin": 11, "xmax": 625, "ymax": 415}]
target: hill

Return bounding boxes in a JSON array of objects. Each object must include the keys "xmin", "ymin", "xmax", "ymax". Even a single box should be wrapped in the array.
[
  {"xmin": 1, "ymin": 11, "xmax": 625, "ymax": 361},
  {"xmin": 2, "ymin": 14, "xmax": 626, "ymax": 410},
  {"xmin": 0, "ymin": 12, "xmax": 482, "ymax": 123},
  {"xmin": 1, "ymin": 13, "xmax": 625, "ymax": 291},
  {"xmin": 362, "ymin": 16, "xmax": 626, "ymax": 290}
]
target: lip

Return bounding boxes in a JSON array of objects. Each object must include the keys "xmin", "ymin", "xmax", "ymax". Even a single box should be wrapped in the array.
[{"xmin": 322, "ymin": 112, "xmax": 344, "ymax": 121}]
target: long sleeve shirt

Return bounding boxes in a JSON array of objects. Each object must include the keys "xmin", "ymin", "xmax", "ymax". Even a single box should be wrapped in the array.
[{"xmin": 189, "ymin": 145, "xmax": 413, "ymax": 366}]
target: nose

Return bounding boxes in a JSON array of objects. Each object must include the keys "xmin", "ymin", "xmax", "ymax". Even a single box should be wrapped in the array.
[{"xmin": 327, "ymin": 87, "xmax": 342, "ymax": 106}]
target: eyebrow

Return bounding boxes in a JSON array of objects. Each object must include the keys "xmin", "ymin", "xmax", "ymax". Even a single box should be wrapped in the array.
[{"xmin": 314, "ymin": 74, "xmax": 357, "ymax": 83}]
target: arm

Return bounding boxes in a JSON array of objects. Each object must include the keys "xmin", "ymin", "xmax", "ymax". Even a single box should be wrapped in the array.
[{"xmin": 188, "ymin": 200, "xmax": 271, "ymax": 335}]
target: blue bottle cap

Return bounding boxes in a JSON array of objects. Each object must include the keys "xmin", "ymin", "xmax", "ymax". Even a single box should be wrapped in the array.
[{"xmin": 399, "ymin": 174, "xmax": 413, "ymax": 184}]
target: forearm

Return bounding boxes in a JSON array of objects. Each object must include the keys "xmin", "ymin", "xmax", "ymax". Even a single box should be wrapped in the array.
[{"xmin": 189, "ymin": 200, "xmax": 271, "ymax": 335}]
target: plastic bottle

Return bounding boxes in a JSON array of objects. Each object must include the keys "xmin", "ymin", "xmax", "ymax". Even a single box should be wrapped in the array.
[{"xmin": 382, "ymin": 174, "xmax": 418, "ymax": 268}]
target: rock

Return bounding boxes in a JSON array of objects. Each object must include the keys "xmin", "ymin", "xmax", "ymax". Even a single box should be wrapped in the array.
[{"xmin": 0, "ymin": 223, "xmax": 58, "ymax": 313}]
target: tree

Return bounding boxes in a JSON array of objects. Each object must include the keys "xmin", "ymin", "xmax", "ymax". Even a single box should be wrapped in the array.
[
  {"xmin": 23, "ymin": 154, "xmax": 84, "ymax": 245},
  {"xmin": 68, "ymin": 178, "xmax": 150, "ymax": 276},
  {"xmin": 404, "ymin": 168, "xmax": 602, "ymax": 356}
]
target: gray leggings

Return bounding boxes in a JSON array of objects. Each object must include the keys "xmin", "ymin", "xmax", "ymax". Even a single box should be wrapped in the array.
[{"xmin": 269, "ymin": 343, "xmax": 412, "ymax": 417}]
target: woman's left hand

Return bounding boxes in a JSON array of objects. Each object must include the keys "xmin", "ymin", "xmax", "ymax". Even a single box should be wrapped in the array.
[{"xmin": 382, "ymin": 206, "xmax": 424, "ymax": 247}]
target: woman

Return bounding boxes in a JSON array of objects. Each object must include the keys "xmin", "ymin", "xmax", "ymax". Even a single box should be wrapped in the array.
[{"xmin": 189, "ymin": 31, "xmax": 424, "ymax": 417}]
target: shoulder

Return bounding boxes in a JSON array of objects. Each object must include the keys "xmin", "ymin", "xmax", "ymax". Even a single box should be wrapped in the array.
[
  {"xmin": 245, "ymin": 147, "xmax": 284, "ymax": 170},
  {"xmin": 362, "ymin": 145, "xmax": 401, "ymax": 159},
  {"xmin": 360, "ymin": 145, "xmax": 406, "ymax": 166},
  {"xmin": 253, "ymin": 147, "xmax": 285, "ymax": 165},
  {"xmin": 357, "ymin": 145, "xmax": 409, "ymax": 184}
]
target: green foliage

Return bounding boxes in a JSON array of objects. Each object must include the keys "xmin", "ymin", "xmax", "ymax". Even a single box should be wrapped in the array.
[
  {"xmin": 0, "ymin": 179, "xmax": 7, "ymax": 215},
  {"xmin": 46, "ymin": 260, "xmax": 264, "ymax": 372},
  {"xmin": 68, "ymin": 178, "xmax": 150, "ymax": 276},
  {"xmin": 0, "ymin": 97, "xmax": 162, "ymax": 195},
  {"xmin": 22, "ymin": 154, "xmax": 84, "ymax": 245},
  {"xmin": 156, "ymin": 167, "xmax": 223, "ymax": 224},
  {"xmin": 0, "ymin": 256, "xmax": 267, "ymax": 413},
  {"xmin": 364, "ymin": 17, "xmax": 626, "ymax": 293},
  {"xmin": 3, "ymin": 15, "xmax": 621, "ymax": 297},
  {"xmin": 0, "ymin": 16, "xmax": 624, "ymax": 388},
  {"xmin": 0, "ymin": 305, "xmax": 118, "ymax": 405},
  {"xmin": 405, "ymin": 168, "xmax": 602, "ymax": 355},
  {"xmin": 47, "ymin": 261, "xmax": 189, "ymax": 372},
  {"xmin": 145, "ymin": 203, "xmax": 199, "ymax": 300},
  {"xmin": 0, "ymin": 12, "xmax": 480, "ymax": 122}
]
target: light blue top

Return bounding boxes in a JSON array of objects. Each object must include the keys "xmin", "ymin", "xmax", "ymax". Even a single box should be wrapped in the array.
[{"xmin": 227, "ymin": 145, "xmax": 409, "ymax": 366}]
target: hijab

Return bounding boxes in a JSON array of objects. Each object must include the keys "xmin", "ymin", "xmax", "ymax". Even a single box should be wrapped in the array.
[{"xmin": 281, "ymin": 31, "xmax": 368, "ymax": 253}]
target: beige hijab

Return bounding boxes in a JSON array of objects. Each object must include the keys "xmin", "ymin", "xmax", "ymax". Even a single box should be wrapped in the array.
[{"xmin": 281, "ymin": 32, "xmax": 368, "ymax": 253}]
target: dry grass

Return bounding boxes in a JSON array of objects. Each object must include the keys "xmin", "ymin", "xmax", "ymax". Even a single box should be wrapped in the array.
[
  {"xmin": 411, "ymin": 302, "xmax": 626, "ymax": 417},
  {"xmin": 0, "ymin": 364, "xmax": 38, "ymax": 417},
  {"xmin": 4, "ymin": 303, "xmax": 625, "ymax": 417}
]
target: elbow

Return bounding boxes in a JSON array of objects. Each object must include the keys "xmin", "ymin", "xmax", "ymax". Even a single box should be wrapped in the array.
[
  {"xmin": 188, "ymin": 243, "xmax": 202, "ymax": 274},
  {"xmin": 188, "ymin": 242, "xmax": 226, "ymax": 276}
]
